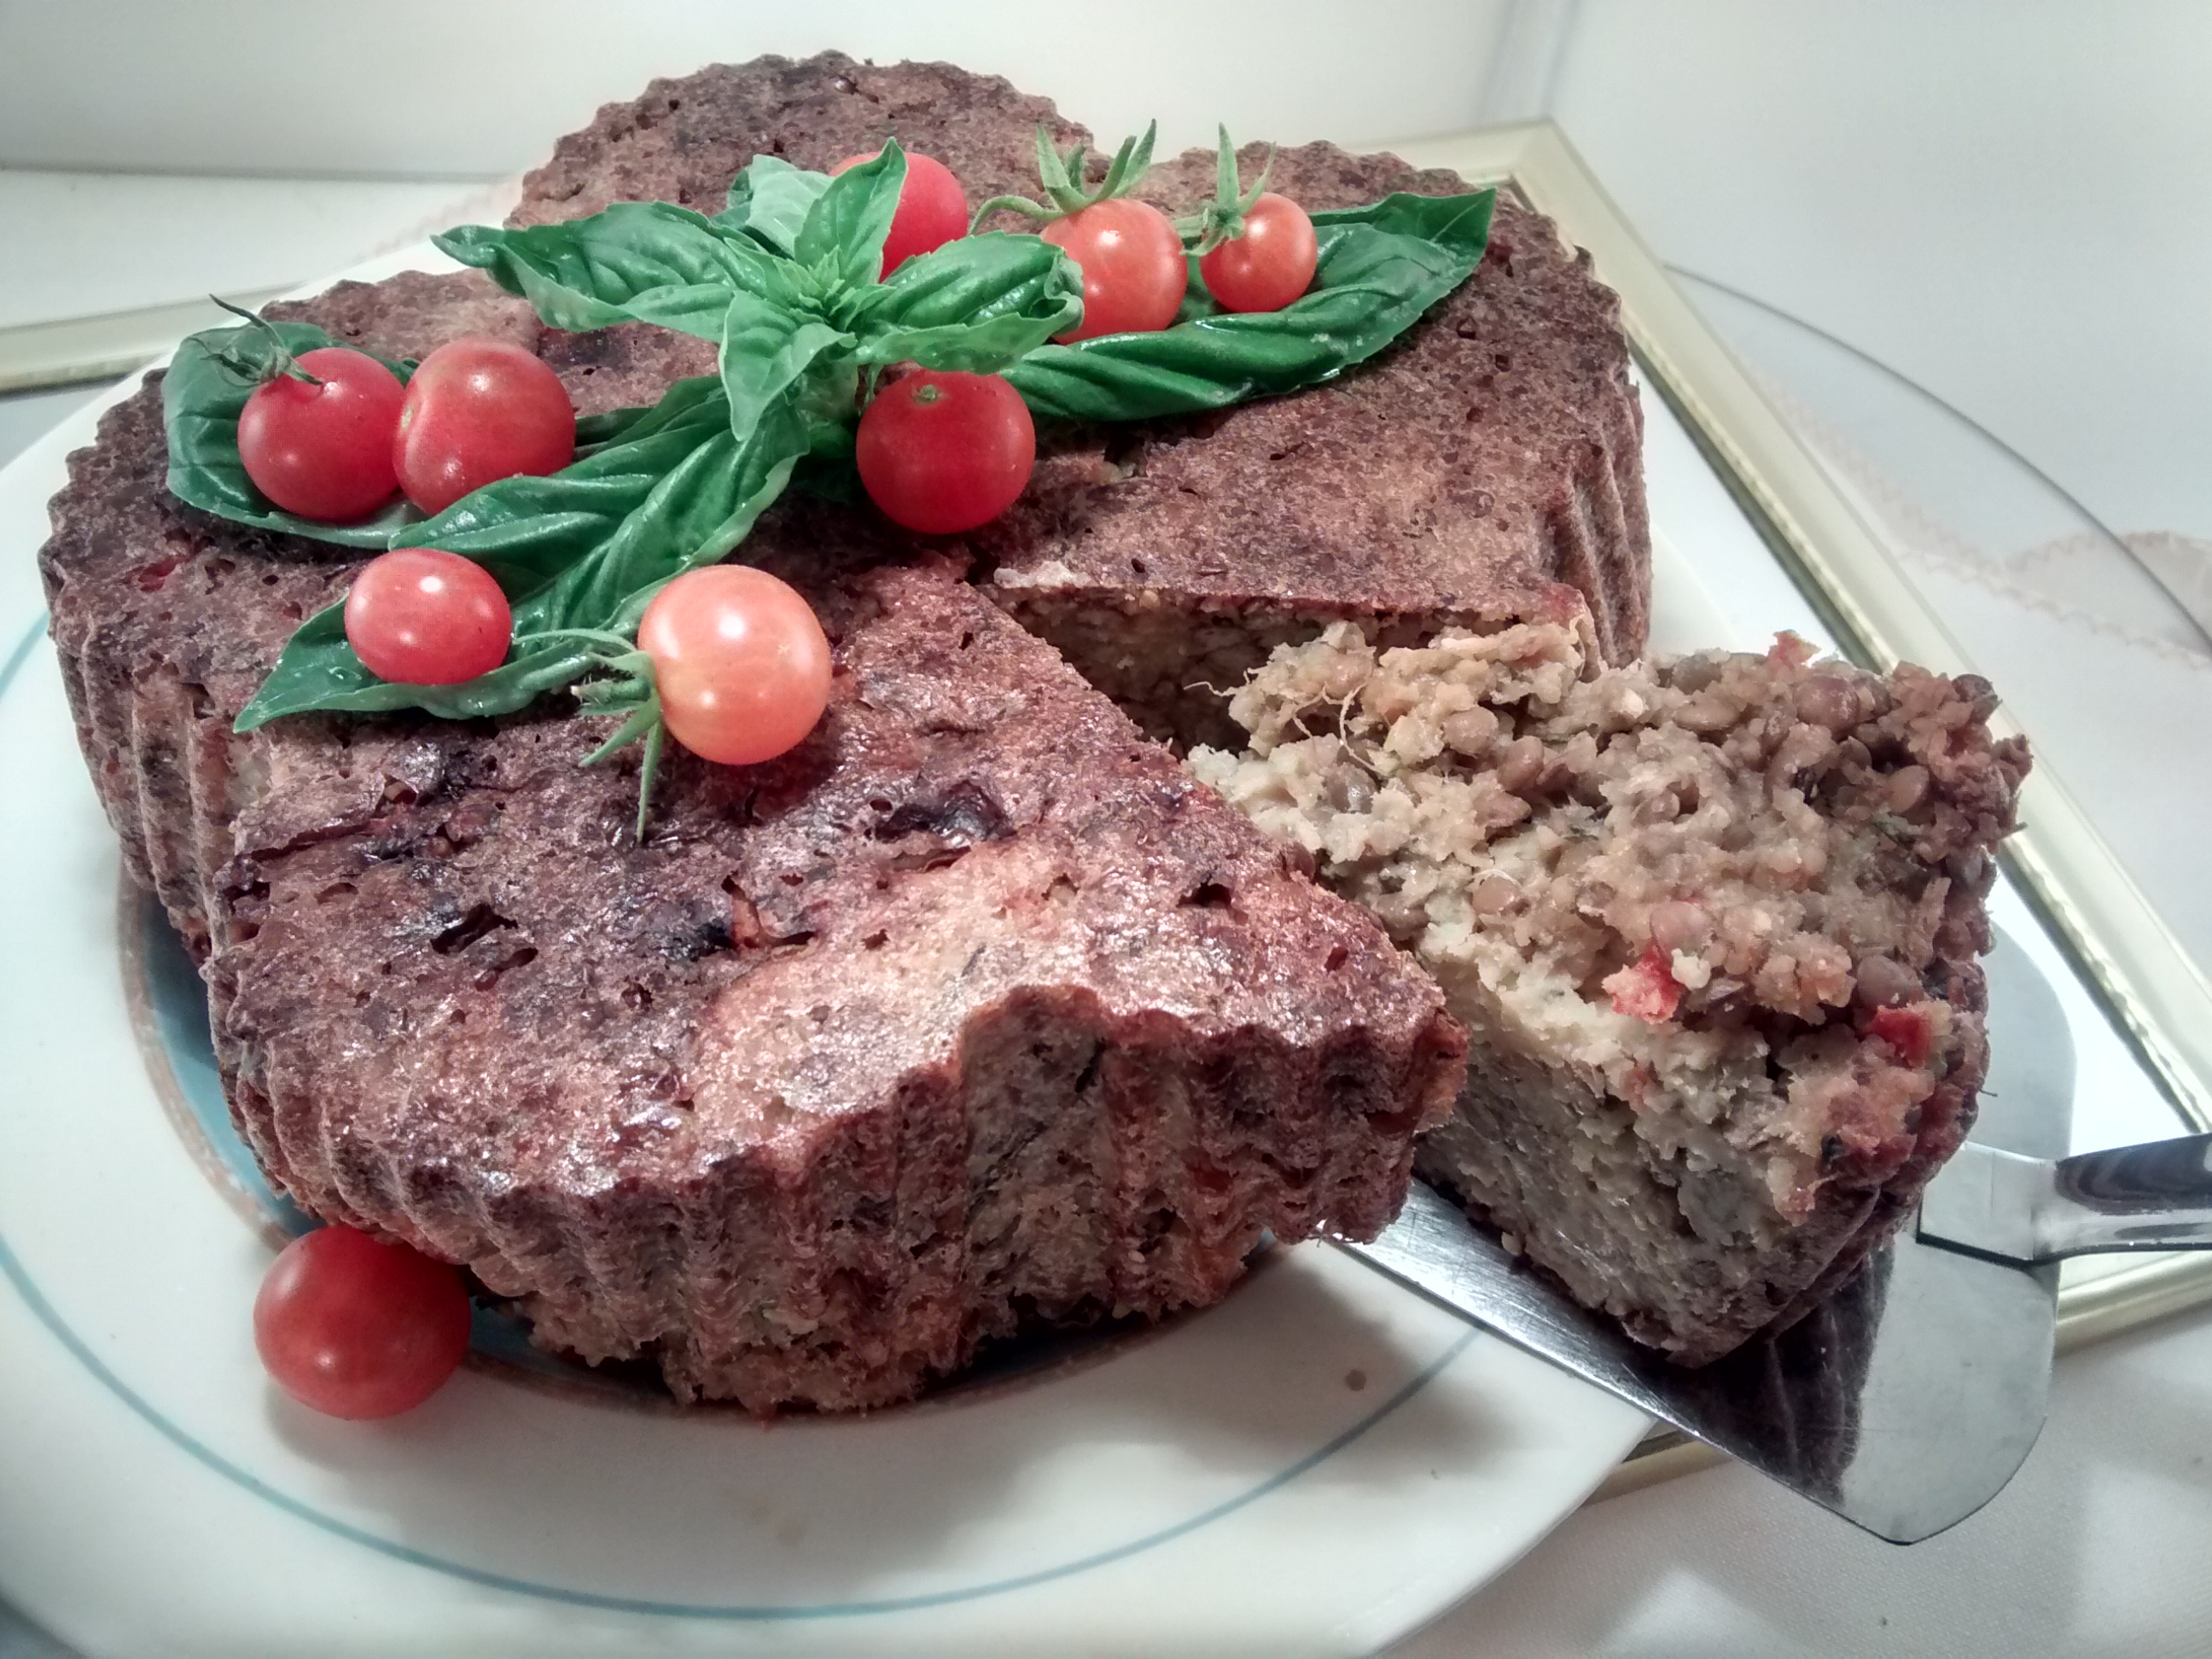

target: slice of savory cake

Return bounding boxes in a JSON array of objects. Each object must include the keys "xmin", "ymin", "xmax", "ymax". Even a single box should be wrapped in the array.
[{"xmin": 1191, "ymin": 622, "xmax": 2029, "ymax": 1363}]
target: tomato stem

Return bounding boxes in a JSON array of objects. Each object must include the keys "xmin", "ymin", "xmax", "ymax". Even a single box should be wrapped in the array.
[
  {"xmin": 1181, "ymin": 126, "xmax": 1275, "ymax": 256},
  {"xmin": 567, "ymin": 639, "xmax": 667, "ymax": 838},
  {"xmin": 968, "ymin": 120, "xmax": 1160, "ymax": 234},
  {"xmin": 207, "ymin": 295, "xmax": 325, "ymax": 386}
]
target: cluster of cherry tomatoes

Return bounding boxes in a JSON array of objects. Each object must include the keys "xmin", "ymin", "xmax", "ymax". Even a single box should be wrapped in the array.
[
  {"xmin": 1046, "ymin": 172, "xmax": 1318, "ymax": 336},
  {"xmin": 242, "ymin": 334, "xmax": 579, "ymax": 684},
  {"xmin": 853, "ymin": 138, "xmax": 1320, "ymax": 541},
  {"xmin": 253, "ymin": 138, "xmax": 1316, "ymax": 776},
  {"xmin": 242, "ymin": 336, "xmax": 575, "ymax": 525},
  {"xmin": 253, "ymin": 136, "xmax": 1318, "ymax": 754}
]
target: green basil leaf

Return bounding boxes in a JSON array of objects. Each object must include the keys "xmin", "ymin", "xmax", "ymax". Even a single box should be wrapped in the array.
[
  {"xmin": 846, "ymin": 232, "xmax": 1082, "ymax": 372},
  {"xmin": 719, "ymin": 289, "xmax": 852, "ymax": 439},
  {"xmin": 232, "ymin": 604, "xmax": 602, "ymax": 726},
  {"xmin": 795, "ymin": 141, "xmax": 905, "ymax": 287},
  {"xmin": 380, "ymin": 375, "xmax": 733, "ymax": 599},
  {"xmin": 161, "ymin": 320, "xmax": 418, "ymax": 548},
  {"xmin": 435, "ymin": 203, "xmax": 782, "ymax": 340},
  {"xmin": 717, "ymin": 155, "xmax": 832, "ymax": 256},
  {"xmin": 573, "ymin": 399, "xmax": 663, "ymax": 457},
  {"xmin": 550, "ymin": 397, "xmax": 810, "ymax": 638},
  {"xmin": 1001, "ymin": 187, "xmax": 1496, "ymax": 422},
  {"xmin": 1307, "ymin": 189, "xmax": 1496, "ymax": 264},
  {"xmin": 236, "ymin": 375, "xmax": 812, "ymax": 731}
]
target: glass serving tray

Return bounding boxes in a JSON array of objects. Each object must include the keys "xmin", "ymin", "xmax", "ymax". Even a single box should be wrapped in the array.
[
  {"xmin": 3, "ymin": 129, "xmax": 2203, "ymax": 1627},
  {"xmin": 1383, "ymin": 122, "xmax": 2212, "ymax": 1493}
]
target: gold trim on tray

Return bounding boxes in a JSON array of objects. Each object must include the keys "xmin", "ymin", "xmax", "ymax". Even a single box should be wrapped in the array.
[{"xmin": 1376, "ymin": 120, "xmax": 2212, "ymax": 1496}]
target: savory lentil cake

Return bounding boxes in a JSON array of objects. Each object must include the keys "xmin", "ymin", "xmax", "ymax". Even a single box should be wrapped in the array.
[
  {"xmin": 44, "ymin": 270, "xmax": 1466, "ymax": 1409},
  {"xmin": 39, "ymin": 50, "xmax": 1654, "ymax": 1408},
  {"xmin": 44, "ymin": 47, "xmax": 1986, "ymax": 1399},
  {"xmin": 1191, "ymin": 624, "xmax": 2029, "ymax": 1362}
]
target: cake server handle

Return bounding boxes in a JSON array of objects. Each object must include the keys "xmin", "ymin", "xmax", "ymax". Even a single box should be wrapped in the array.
[{"xmin": 1917, "ymin": 1134, "xmax": 2212, "ymax": 1265}]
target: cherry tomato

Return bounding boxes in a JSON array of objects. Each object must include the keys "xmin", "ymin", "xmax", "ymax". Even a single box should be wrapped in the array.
[
  {"xmin": 1604, "ymin": 943, "xmax": 1684, "ymax": 1025},
  {"xmin": 1200, "ymin": 193, "xmax": 1319, "ymax": 315},
  {"xmin": 1866, "ymin": 1003, "xmax": 1936, "ymax": 1068},
  {"xmin": 253, "ymin": 1225, "xmax": 472, "ymax": 1420},
  {"xmin": 236, "ymin": 347, "xmax": 405, "ymax": 522},
  {"xmin": 344, "ymin": 548, "xmax": 512, "ymax": 685},
  {"xmin": 1041, "ymin": 199, "xmax": 1187, "ymax": 340},
  {"xmin": 393, "ymin": 338, "xmax": 574, "ymax": 515},
  {"xmin": 854, "ymin": 370, "xmax": 1035, "ymax": 535},
  {"xmin": 832, "ymin": 148, "xmax": 969, "ymax": 277},
  {"xmin": 638, "ymin": 566, "xmax": 832, "ymax": 766}
]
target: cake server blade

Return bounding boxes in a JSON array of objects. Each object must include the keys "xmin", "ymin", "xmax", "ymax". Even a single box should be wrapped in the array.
[{"xmin": 1335, "ymin": 928, "xmax": 2072, "ymax": 1545}]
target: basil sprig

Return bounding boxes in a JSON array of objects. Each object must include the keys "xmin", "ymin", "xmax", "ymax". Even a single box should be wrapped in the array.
[
  {"xmin": 434, "ymin": 148, "xmax": 1082, "ymax": 377},
  {"xmin": 234, "ymin": 375, "xmax": 800, "ymax": 731},
  {"xmin": 172, "ymin": 131, "xmax": 1499, "ymax": 832},
  {"xmin": 1002, "ymin": 189, "xmax": 1496, "ymax": 422},
  {"xmin": 224, "ymin": 147, "xmax": 1081, "ymax": 737}
]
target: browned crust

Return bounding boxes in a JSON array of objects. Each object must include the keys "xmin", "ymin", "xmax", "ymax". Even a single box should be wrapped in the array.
[
  {"xmin": 981, "ymin": 160, "xmax": 1650, "ymax": 672},
  {"xmin": 510, "ymin": 52, "xmax": 1085, "ymax": 229},
  {"xmin": 508, "ymin": 56, "xmax": 1649, "ymax": 696}
]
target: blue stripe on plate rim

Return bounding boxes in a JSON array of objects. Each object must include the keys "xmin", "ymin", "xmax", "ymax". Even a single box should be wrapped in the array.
[{"xmin": 0, "ymin": 610, "xmax": 1479, "ymax": 1621}]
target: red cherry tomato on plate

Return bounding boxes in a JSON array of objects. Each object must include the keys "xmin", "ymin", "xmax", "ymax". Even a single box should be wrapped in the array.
[
  {"xmin": 855, "ymin": 370, "xmax": 1035, "ymax": 535},
  {"xmin": 393, "ymin": 338, "xmax": 574, "ymax": 515},
  {"xmin": 1041, "ymin": 199, "xmax": 1187, "ymax": 340},
  {"xmin": 236, "ymin": 346, "xmax": 405, "ymax": 522},
  {"xmin": 253, "ymin": 1225, "xmax": 472, "ymax": 1420},
  {"xmin": 638, "ymin": 566, "xmax": 833, "ymax": 767},
  {"xmin": 344, "ymin": 547, "xmax": 512, "ymax": 685},
  {"xmin": 832, "ymin": 148, "xmax": 969, "ymax": 277},
  {"xmin": 1200, "ymin": 193, "xmax": 1319, "ymax": 315}
]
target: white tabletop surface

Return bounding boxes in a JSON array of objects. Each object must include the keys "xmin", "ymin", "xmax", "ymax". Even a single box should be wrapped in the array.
[{"xmin": 6, "ymin": 6, "xmax": 2210, "ymax": 1652}]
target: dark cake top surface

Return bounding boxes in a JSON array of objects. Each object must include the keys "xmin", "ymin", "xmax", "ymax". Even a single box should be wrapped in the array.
[
  {"xmin": 42, "ymin": 260, "xmax": 1459, "ymax": 1201},
  {"xmin": 212, "ymin": 549, "xmax": 1450, "ymax": 1194},
  {"xmin": 506, "ymin": 55, "xmax": 1649, "ymax": 664},
  {"xmin": 512, "ymin": 52, "xmax": 1084, "ymax": 230}
]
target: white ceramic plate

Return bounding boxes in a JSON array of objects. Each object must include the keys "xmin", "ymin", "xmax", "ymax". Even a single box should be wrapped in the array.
[{"xmin": 0, "ymin": 250, "xmax": 1655, "ymax": 1657}]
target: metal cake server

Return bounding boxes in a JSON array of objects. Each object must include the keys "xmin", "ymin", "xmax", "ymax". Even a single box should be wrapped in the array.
[{"xmin": 1336, "ymin": 932, "xmax": 2212, "ymax": 1544}]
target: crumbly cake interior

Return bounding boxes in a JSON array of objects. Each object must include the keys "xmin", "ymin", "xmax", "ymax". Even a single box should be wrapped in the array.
[
  {"xmin": 992, "ymin": 575, "xmax": 1461, "ymax": 751},
  {"xmin": 1191, "ymin": 622, "xmax": 2028, "ymax": 1360},
  {"xmin": 983, "ymin": 579, "xmax": 1321, "ymax": 748}
]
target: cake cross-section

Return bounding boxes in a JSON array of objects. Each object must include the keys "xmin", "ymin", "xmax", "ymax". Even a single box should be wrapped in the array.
[{"xmin": 1193, "ymin": 624, "xmax": 2028, "ymax": 1362}]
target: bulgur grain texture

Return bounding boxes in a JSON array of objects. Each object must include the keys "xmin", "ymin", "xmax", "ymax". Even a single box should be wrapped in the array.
[{"xmin": 1192, "ymin": 623, "xmax": 2029, "ymax": 1362}]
